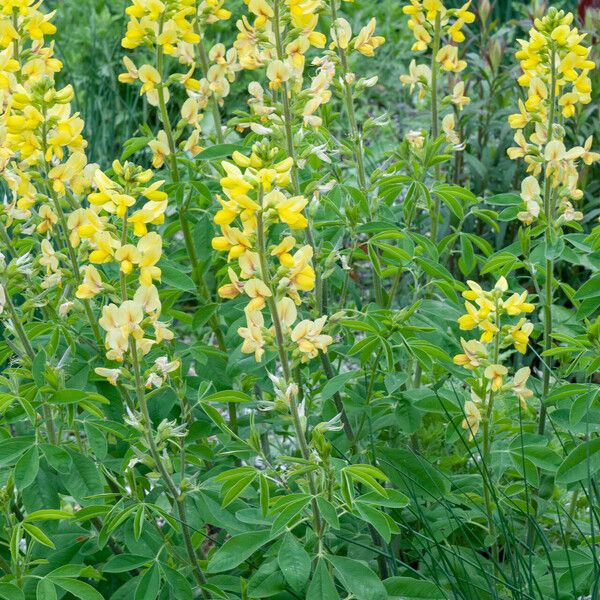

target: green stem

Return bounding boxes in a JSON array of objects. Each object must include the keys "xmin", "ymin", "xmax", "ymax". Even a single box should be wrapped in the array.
[
  {"xmin": 272, "ymin": 0, "xmax": 323, "ymax": 315},
  {"xmin": 0, "ymin": 221, "xmax": 16, "ymax": 259},
  {"xmin": 482, "ymin": 306, "xmax": 500, "ymax": 566},
  {"xmin": 193, "ymin": 16, "xmax": 225, "ymax": 145},
  {"xmin": 255, "ymin": 197, "xmax": 323, "ymax": 546},
  {"xmin": 429, "ymin": 11, "xmax": 442, "ymax": 243},
  {"xmin": 130, "ymin": 348, "xmax": 210, "ymax": 598},
  {"xmin": 330, "ymin": 0, "xmax": 383, "ymax": 306},
  {"xmin": 155, "ymin": 41, "xmax": 235, "ymax": 429},
  {"xmin": 4, "ymin": 291, "xmax": 57, "ymax": 444},
  {"xmin": 538, "ymin": 45, "xmax": 557, "ymax": 437}
]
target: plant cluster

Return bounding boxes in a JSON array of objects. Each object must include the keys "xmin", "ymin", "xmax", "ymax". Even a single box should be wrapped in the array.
[{"xmin": 0, "ymin": 1, "xmax": 599, "ymax": 599}]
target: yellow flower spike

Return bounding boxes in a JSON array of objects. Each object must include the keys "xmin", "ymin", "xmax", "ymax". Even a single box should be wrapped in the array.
[
  {"xmin": 461, "ymin": 400, "xmax": 481, "ymax": 441},
  {"xmin": 503, "ymin": 291, "xmax": 534, "ymax": 316},
  {"xmin": 484, "ymin": 364, "xmax": 508, "ymax": 392}
]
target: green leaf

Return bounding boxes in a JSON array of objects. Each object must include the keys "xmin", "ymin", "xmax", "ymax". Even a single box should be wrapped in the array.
[
  {"xmin": 163, "ymin": 566, "xmax": 193, "ymax": 600},
  {"xmin": 207, "ymin": 530, "xmax": 271, "ymax": 573},
  {"xmin": 49, "ymin": 390, "xmax": 109, "ymax": 405},
  {"xmin": 485, "ymin": 192, "xmax": 521, "ymax": 206},
  {"xmin": 36, "ymin": 579, "xmax": 57, "ymax": 600},
  {"xmin": 384, "ymin": 576, "xmax": 446, "ymax": 599},
  {"xmin": 203, "ymin": 390, "xmax": 253, "ymax": 403},
  {"xmin": 321, "ymin": 371, "xmax": 356, "ymax": 401},
  {"xmin": 556, "ymin": 438, "xmax": 600, "ymax": 485},
  {"xmin": 24, "ymin": 509, "xmax": 73, "ymax": 522},
  {"xmin": 278, "ymin": 533, "xmax": 311, "ymax": 592},
  {"xmin": 104, "ymin": 554, "xmax": 152, "ymax": 573},
  {"xmin": 40, "ymin": 443, "xmax": 72, "ymax": 473},
  {"xmin": 0, "ymin": 583, "xmax": 25, "ymax": 600},
  {"xmin": 196, "ymin": 144, "xmax": 244, "ymax": 160},
  {"xmin": 32, "ymin": 350, "xmax": 46, "ymax": 387},
  {"xmin": 328, "ymin": 555, "xmax": 387, "ymax": 600},
  {"xmin": 63, "ymin": 451, "xmax": 105, "ymax": 504},
  {"xmin": 135, "ymin": 564, "xmax": 160, "ymax": 600},
  {"xmin": 14, "ymin": 446, "xmax": 39, "ymax": 490},
  {"xmin": 0, "ymin": 437, "xmax": 35, "ymax": 466},
  {"xmin": 52, "ymin": 578, "xmax": 105, "ymax": 600},
  {"xmin": 23, "ymin": 523, "xmax": 54, "ymax": 549},
  {"xmin": 270, "ymin": 495, "xmax": 311, "ymax": 535},
  {"xmin": 160, "ymin": 263, "xmax": 196, "ymax": 292},
  {"xmin": 306, "ymin": 560, "xmax": 339, "ymax": 600}
]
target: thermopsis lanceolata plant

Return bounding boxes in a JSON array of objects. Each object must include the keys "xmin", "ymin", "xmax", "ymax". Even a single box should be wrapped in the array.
[{"xmin": 0, "ymin": 1, "xmax": 599, "ymax": 599}]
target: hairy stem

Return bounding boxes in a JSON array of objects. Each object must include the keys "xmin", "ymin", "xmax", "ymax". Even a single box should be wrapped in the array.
[
  {"xmin": 256, "ymin": 198, "xmax": 323, "ymax": 546},
  {"xmin": 130, "ymin": 348, "xmax": 210, "ymax": 597}
]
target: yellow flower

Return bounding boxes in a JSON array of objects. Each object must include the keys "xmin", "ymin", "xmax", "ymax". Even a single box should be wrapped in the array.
[
  {"xmin": 266, "ymin": 59, "xmax": 291, "ymax": 91},
  {"xmin": 137, "ymin": 232, "xmax": 162, "ymax": 286},
  {"xmin": 457, "ymin": 301, "xmax": 483, "ymax": 330},
  {"xmin": 37, "ymin": 205, "xmax": 58, "ymax": 234},
  {"xmin": 453, "ymin": 338, "xmax": 488, "ymax": 369},
  {"xmin": 479, "ymin": 319, "xmax": 498, "ymax": 344},
  {"xmin": 271, "ymin": 236, "xmax": 296, "ymax": 267},
  {"xmin": 212, "ymin": 225, "xmax": 253, "ymax": 260},
  {"xmin": 76, "ymin": 265, "xmax": 104, "ymax": 299},
  {"xmin": 95, "ymin": 368, "xmax": 121, "ymax": 386},
  {"xmin": 508, "ymin": 318, "xmax": 534, "ymax": 354},
  {"xmin": 512, "ymin": 367, "xmax": 533, "ymax": 408},
  {"xmin": 484, "ymin": 363, "xmax": 507, "ymax": 392},
  {"xmin": 238, "ymin": 310, "xmax": 265, "ymax": 362},
  {"xmin": 277, "ymin": 297, "xmax": 297, "ymax": 328},
  {"xmin": 502, "ymin": 291, "xmax": 534, "ymax": 316},
  {"xmin": 266, "ymin": 191, "xmax": 308, "ymax": 229},
  {"xmin": 461, "ymin": 400, "xmax": 481, "ymax": 441},
  {"xmin": 291, "ymin": 316, "xmax": 333, "ymax": 361},
  {"xmin": 354, "ymin": 18, "xmax": 385, "ymax": 57},
  {"xmin": 244, "ymin": 278, "xmax": 272, "ymax": 312},
  {"xmin": 218, "ymin": 268, "xmax": 244, "ymax": 300}
]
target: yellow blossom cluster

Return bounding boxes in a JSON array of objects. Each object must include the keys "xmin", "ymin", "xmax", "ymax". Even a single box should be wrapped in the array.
[
  {"xmin": 0, "ymin": 0, "xmax": 96, "ymax": 293},
  {"xmin": 71, "ymin": 160, "xmax": 174, "ymax": 364},
  {"xmin": 232, "ymin": 0, "xmax": 383, "ymax": 133},
  {"xmin": 400, "ymin": 0, "xmax": 474, "ymax": 147},
  {"xmin": 453, "ymin": 277, "xmax": 536, "ymax": 440},
  {"xmin": 211, "ymin": 142, "xmax": 332, "ymax": 362},
  {"xmin": 119, "ymin": 0, "xmax": 239, "ymax": 157},
  {"xmin": 507, "ymin": 8, "xmax": 599, "ymax": 226}
]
